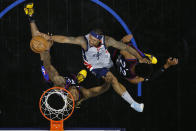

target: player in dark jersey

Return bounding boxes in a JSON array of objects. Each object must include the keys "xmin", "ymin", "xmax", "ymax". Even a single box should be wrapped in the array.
[{"xmin": 111, "ymin": 34, "xmax": 178, "ymax": 84}]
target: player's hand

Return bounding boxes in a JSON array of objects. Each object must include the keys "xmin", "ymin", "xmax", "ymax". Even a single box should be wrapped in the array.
[
  {"xmin": 164, "ymin": 57, "xmax": 178, "ymax": 69},
  {"xmin": 121, "ymin": 34, "xmax": 133, "ymax": 43},
  {"xmin": 139, "ymin": 58, "xmax": 151, "ymax": 64},
  {"xmin": 36, "ymin": 31, "xmax": 51, "ymax": 41}
]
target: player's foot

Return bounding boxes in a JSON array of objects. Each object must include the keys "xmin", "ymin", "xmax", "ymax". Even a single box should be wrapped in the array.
[
  {"xmin": 144, "ymin": 53, "xmax": 157, "ymax": 64},
  {"xmin": 76, "ymin": 70, "xmax": 87, "ymax": 84},
  {"xmin": 24, "ymin": 3, "xmax": 34, "ymax": 17},
  {"xmin": 131, "ymin": 102, "xmax": 144, "ymax": 112}
]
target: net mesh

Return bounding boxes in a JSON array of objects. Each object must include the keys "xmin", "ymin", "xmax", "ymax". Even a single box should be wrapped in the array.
[{"xmin": 40, "ymin": 88, "xmax": 74, "ymax": 121}]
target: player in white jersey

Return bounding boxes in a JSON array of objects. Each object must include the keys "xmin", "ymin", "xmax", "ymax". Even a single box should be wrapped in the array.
[
  {"xmin": 25, "ymin": 3, "xmax": 152, "ymax": 112},
  {"xmin": 82, "ymin": 33, "xmax": 113, "ymax": 72}
]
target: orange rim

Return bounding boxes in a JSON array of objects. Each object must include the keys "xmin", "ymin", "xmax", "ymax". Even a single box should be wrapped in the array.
[
  {"xmin": 39, "ymin": 86, "xmax": 75, "ymax": 122},
  {"xmin": 50, "ymin": 120, "xmax": 64, "ymax": 131}
]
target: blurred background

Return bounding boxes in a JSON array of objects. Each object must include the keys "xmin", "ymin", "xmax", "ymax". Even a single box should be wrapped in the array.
[{"xmin": 0, "ymin": 0, "xmax": 195, "ymax": 130}]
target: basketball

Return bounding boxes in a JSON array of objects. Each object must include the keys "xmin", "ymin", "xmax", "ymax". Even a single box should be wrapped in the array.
[{"xmin": 30, "ymin": 36, "xmax": 49, "ymax": 53}]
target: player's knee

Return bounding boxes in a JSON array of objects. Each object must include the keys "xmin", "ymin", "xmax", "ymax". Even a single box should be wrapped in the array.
[
  {"xmin": 104, "ymin": 72, "xmax": 113, "ymax": 82},
  {"xmin": 111, "ymin": 76, "xmax": 118, "ymax": 85},
  {"xmin": 105, "ymin": 72, "xmax": 118, "ymax": 84}
]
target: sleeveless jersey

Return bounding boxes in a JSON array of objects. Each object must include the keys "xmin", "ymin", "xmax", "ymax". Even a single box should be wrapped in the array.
[
  {"xmin": 116, "ymin": 55, "xmax": 137, "ymax": 79},
  {"xmin": 110, "ymin": 49, "xmax": 138, "ymax": 79},
  {"xmin": 82, "ymin": 34, "xmax": 113, "ymax": 71}
]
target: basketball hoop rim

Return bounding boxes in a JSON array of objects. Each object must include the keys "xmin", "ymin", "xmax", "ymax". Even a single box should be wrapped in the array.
[{"xmin": 39, "ymin": 86, "xmax": 75, "ymax": 122}]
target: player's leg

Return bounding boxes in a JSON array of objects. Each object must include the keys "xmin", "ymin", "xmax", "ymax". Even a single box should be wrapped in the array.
[
  {"xmin": 81, "ymin": 82, "xmax": 111, "ymax": 99},
  {"xmin": 104, "ymin": 72, "xmax": 126, "ymax": 96},
  {"xmin": 76, "ymin": 82, "xmax": 111, "ymax": 106},
  {"xmin": 104, "ymin": 71, "xmax": 144, "ymax": 112}
]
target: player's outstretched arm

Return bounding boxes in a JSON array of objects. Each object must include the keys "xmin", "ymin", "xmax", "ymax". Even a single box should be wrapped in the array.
[
  {"xmin": 141, "ymin": 57, "xmax": 179, "ymax": 83},
  {"xmin": 40, "ymin": 49, "xmax": 65, "ymax": 86},
  {"xmin": 37, "ymin": 32, "xmax": 87, "ymax": 49},
  {"xmin": 76, "ymin": 82, "xmax": 111, "ymax": 106},
  {"xmin": 105, "ymin": 36, "xmax": 150, "ymax": 64},
  {"xmin": 51, "ymin": 35, "xmax": 85, "ymax": 46},
  {"xmin": 40, "ymin": 51, "xmax": 58, "ymax": 77}
]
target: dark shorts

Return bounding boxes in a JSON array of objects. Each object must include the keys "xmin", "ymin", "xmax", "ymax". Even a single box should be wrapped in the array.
[{"xmin": 91, "ymin": 68, "xmax": 110, "ymax": 78}]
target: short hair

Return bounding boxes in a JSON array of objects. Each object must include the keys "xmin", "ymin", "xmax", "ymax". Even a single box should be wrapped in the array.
[
  {"xmin": 135, "ymin": 63, "xmax": 153, "ymax": 78},
  {"xmin": 91, "ymin": 29, "xmax": 103, "ymax": 35}
]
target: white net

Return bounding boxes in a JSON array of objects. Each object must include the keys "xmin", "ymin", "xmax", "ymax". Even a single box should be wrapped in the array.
[{"xmin": 40, "ymin": 88, "xmax": 74, "ymax": 121}]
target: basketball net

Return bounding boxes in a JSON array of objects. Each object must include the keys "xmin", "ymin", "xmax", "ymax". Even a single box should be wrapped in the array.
[{"xmin": 39, "ymin": 87, "xmax": 75, "ymax": 131}]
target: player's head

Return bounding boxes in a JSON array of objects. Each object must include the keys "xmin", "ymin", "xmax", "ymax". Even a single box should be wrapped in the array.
[
  {"xmin": 89, "ymin": 29, "xmax": 103, "ymax": 47},
  {"xmin": 135, "ymin": 63, "xmax": 153, "ymax": 78},
  {"xmin": 76, "ymin": 69, "xmax": 87, "ymax": 84}
]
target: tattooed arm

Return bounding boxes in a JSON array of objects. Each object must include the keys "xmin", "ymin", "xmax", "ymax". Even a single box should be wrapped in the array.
[
  {"xmin": 37, "ymin": 32, "xmax": 87, "ymax": 50},
  {"xmin": 105, "ymin": 36, "xmax": 150, "ymax": 63}
]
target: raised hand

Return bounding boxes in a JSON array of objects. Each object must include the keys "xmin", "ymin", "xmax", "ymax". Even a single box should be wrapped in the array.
[
  {"xmin": 139, "ymin": 57, "xmax": 151, "ymax": 64},
  {"xmin": 164, "ymin": 57, "xmax": 179, "ymax": 69},
  {"xmin": 122, "ymin": 34, "xmax": 133, "ymax": 43}
]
